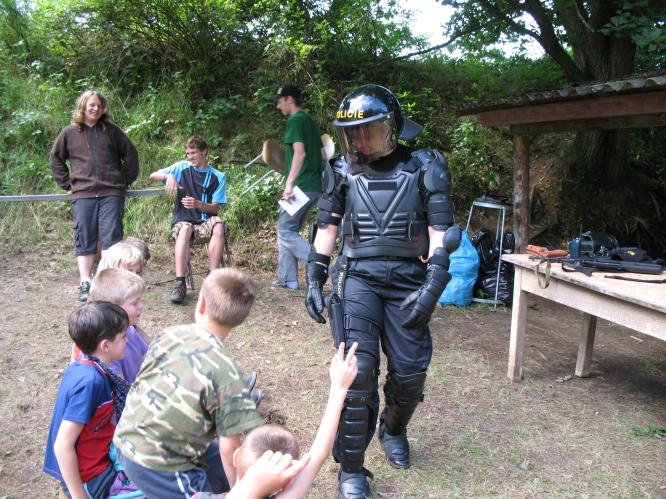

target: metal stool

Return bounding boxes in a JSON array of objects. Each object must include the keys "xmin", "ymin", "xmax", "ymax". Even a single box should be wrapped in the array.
[
  {"xmin": 185, "ymin": 222, "xmax": 233, "ymax": 291},
  {"xmin": 466, "ymin": 195, "xmax": 512, "ymax": 308}
]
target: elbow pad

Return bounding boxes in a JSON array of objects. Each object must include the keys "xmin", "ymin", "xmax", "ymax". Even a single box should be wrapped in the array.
[{"xmin": 418, "ymin": 150, "xmax": 454, "ymax": 230}]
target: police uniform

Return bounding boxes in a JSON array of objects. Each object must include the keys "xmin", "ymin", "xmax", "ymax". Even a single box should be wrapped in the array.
[{"xmin": 305, "ymin": 84, "xmax": 457, "ymax": 499}]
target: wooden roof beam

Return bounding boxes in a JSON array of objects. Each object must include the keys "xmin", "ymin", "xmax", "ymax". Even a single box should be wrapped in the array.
[{"xmin": 477, "ymin": 91, "xmax": 666, "ymax": 128}]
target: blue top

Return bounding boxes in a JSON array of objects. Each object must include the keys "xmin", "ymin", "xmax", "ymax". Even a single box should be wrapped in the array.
[
  {"xmin": 43, "ymin": 360, "xmax": 116, "ymax": 484},
  {"xmin": 158, "ymin": 161, "xmax": 227, "ymax": 226}
]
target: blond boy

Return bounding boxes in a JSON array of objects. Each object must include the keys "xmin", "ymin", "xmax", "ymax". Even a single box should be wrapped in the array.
[
  {"xmin": 97, "ymin": 241, "xmax": 147, "ymax": 275},
  {"xmin": 89, "ymin": 268, "xmax": 150, "ymax": 382},
  {"xmin": 114, "ymin": 268, "xmax": 261, "ymax": 498},
  {"xmin": 195, "ymin": 342, "xmax": 358, "ymax": 499}
]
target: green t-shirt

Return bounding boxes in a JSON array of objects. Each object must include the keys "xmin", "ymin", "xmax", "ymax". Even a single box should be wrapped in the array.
[
  {"xmin": 113, "ymin": 323, "xmax": 262, "ymax": 471},
  {"xmin": 284, "ymin": 110, "xmax": 323, "ymax": 193}
]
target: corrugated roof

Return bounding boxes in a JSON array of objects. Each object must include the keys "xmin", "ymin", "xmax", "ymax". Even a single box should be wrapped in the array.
[{"xmin": 458, "ymin": 74, "xmax": 666, "ymax": 116}]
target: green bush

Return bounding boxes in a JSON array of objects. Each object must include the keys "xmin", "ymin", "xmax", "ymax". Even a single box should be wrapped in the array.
[{"xmin": 447, "ymin": 119, "xmax": 513, "ymax": 210}]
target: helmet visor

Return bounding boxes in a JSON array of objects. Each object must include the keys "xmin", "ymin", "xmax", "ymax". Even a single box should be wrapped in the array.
[{"xmin": 335, "ymin": 115, "xmax": 397, "ymax": 166}]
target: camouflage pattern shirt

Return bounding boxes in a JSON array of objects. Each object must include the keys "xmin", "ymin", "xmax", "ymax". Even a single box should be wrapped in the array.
[{"xmin": 113, "ymin": 324, "xmax": 261, "ymax": 471}]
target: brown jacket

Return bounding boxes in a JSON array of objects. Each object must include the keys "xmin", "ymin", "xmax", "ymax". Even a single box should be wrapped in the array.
[{"xmin": 49, "ymin": 122, "xmax": 139, "ymax": 199}]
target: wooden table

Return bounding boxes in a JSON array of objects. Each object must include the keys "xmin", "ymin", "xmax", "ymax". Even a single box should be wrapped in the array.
[{"xmin": 502, "ymin": 254, "xmax": 666, "ymax": 382}]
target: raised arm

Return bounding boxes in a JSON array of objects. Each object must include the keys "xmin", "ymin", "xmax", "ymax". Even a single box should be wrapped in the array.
[{"xmin": 278, "ymin": 342, "xmax": 358, "ymax": 499}]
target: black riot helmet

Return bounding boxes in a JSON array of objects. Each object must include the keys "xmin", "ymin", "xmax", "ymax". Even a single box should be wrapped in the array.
[{"xmin": 332, "ymin": 84, "xmax": 423, "ymax": 166}]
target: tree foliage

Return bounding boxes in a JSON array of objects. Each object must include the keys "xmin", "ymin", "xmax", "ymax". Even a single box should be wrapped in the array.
[
  {"xmin": 1, "ymin": 0, "xmax": 664, "ymax": 252},
  {"xmin": 440, "ymin": 0, "xmax": 666, "ymax": 81},
  {"xmin": 439, "ymin": 0, "xmax": 666, "ymax": 252}
]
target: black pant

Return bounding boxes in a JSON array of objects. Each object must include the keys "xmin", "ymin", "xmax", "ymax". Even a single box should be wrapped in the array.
[{"xmin": 331, "ymin": 258, "xmax": 432, "ymax": 471}]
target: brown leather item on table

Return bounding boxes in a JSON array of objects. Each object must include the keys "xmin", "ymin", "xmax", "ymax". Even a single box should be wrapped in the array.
[{"xmin": 526, "ymin": 244, "xmax": 569, "ymax": 258}]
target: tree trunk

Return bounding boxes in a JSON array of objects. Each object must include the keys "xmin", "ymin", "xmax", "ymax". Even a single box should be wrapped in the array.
[{"xmin": 575, "ymin": 128, "xmax": 629, "ymax": 190}]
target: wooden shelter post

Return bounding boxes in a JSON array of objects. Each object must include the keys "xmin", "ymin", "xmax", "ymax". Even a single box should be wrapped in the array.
[{"xmin": 512, "ymin": 134, "xmax": 530, "ymax": 252}]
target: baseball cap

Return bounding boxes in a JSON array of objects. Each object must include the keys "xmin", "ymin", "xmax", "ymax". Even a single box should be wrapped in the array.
[{"xmin": 270, "ymin": 84, "xmax": 302, "ymax": 102}]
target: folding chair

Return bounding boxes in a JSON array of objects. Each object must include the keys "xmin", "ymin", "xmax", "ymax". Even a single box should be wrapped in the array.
[{"xmin": 185, "ymin": 222, "xmax": 232, "ymax": 290}]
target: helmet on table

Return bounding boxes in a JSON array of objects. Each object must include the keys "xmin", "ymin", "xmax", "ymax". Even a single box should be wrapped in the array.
[{"xmin": 332, "ymin": 84, "xmax": 422, "ymax": 166}]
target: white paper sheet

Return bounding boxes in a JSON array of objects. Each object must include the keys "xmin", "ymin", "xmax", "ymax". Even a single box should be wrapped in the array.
[{"xmin": 278, "ymin": 186, "xmax": 310, "ymax": 216}]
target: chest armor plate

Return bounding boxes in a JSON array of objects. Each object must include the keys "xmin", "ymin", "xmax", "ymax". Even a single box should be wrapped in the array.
[{"xmin": 341, "ymin": 162, "xmax": 428, "ymax": 258}]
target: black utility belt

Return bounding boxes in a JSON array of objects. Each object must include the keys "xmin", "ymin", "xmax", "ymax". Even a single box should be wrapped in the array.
[{"xmin": 350, "ymin": 255, "xmax": 423, "ymax": 262}]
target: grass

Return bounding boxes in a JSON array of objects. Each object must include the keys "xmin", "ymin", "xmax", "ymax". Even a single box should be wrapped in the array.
[
  {"xmin": 1, "ymin": 227, "xmax": 666, "ymax": 497},
  {"xmin": 632, "ymin": 423, "xmax": 666, "ymax": 438}
]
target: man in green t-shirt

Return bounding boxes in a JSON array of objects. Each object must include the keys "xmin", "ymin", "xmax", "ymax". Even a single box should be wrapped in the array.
[{"xmin": 271, "ymin": 84, "xmax": 323, "ymax": 290}]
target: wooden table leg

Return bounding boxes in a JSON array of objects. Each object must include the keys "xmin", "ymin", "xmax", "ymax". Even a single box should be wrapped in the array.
[
  {"xmin": 508, "ymin": 266, "xmax": 527, "ymax": 382},
  {"xmin": 575, "ymin": 312, "xmax": 597, "ymax": 377}
]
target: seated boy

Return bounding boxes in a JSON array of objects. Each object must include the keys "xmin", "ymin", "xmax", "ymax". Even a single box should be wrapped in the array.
[
  {"xmin": 43, "ymin": 302, "xmax": 130, "ymax": 498},
  {"xmin": 88, "ymin": 268, "xmax": 260, "ymax": 400},
  {"xmin": 149, "ymin": 135, "xmax": 227, "ymax": 304},
  {"xmin": 194, "ymin": 341, "xmax": 358, "ymax": 499},
  {"xmin": 114, "ymin": 268, "xmax": 262, "ymax": 498}
]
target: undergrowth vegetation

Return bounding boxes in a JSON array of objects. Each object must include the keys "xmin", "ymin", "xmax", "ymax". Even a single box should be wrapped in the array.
[{"xmin": 1, "ymin": 0, "xmax": 665, "ymax": 254}]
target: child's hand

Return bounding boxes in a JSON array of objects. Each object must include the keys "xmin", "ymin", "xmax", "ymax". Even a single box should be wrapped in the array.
[
  {"xmin": 329, "ymin": 342, "xmax": 358, "ymax": 391},
  {"xmin": 241, "ymin": 450, "xmax": 310, "ymax": 498}
]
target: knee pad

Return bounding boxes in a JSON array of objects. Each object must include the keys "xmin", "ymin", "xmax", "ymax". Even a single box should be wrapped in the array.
[{"xmin": 384, "ymin": 371, "xmax": 427, "ymax": 407}]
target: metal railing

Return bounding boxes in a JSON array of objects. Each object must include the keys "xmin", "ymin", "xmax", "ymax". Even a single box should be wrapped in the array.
[{"xmin": 0, "ymin": 188, "xmax": 166, "ymax": 203}]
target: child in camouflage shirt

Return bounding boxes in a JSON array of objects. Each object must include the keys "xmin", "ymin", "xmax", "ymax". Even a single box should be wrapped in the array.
[{"xmin": 113, "ymin": 268, "xmax": 262, "ymax": 498}]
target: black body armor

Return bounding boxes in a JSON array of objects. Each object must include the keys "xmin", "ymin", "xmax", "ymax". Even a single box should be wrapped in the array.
[
  {"xmin": 321, "ymin": 148, "xmax": 453, "ymax": 259},
  {"xmin": 341, "ymin": 157, "xmax": 427, "ymax": 259}
]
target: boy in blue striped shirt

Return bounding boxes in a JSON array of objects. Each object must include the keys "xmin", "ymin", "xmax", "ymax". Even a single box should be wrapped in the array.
[{"xmin": 150, "ymin": 136, "xmax": 227, "ymax": 303}]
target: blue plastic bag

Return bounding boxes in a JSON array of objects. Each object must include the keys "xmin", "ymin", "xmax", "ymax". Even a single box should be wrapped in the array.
[{"xmin": 439, "ymin": 230, "xmax": 480, "ymax": 307}]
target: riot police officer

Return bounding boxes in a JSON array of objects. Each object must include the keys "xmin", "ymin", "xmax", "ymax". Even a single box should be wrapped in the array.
[{"xmin": 305, "ymin": 84, "xmax": 458, "ymax": 498}]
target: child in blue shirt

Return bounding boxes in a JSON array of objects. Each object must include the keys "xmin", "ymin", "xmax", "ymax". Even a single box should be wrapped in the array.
[{"xmin": 44, "ymin": 302, "xmax": 129, "ymax": 498}]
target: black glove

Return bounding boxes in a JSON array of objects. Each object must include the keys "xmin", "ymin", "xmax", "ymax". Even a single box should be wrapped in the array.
[
  {"xmin": 305, "ymin": 251, "xmax": 330, "ymax": 324},
  {"xmin": 400, "ymin": 248, "xmax": 452, "ymax": 329}
]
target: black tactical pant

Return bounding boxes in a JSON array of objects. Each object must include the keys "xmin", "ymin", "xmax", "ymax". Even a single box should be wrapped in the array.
[{"xmin": 331, "ymin": 257, "xmax": 432, "ymax": 473}]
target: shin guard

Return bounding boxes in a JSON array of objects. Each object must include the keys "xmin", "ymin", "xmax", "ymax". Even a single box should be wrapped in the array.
[
  {"xmin": 382, "ymin": 370, "xmax": 427, "ymax": 434},
  {"xmin": 335, "ymin": 353, "xmax": 378, "ymax": 473}
]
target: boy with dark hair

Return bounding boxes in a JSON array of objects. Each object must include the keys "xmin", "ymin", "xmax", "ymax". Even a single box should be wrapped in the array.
[
  {"xmin": 43, "ymin": 302, "xmax": 130, "ymax": 498},
  {"xmin": 149, "ymin": 135, "xmax": 228, "ymax": 303},
  {"xmin": 271, "ymin": 84, "xmax": 323, "ymax": 290},
  {"xmin": 114, "ymin": 268, "xmax": 262, "ymax": 498}
]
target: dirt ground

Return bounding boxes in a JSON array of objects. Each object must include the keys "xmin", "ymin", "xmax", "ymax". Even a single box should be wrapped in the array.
[{"xmin": 1, "ymin": 240, "xmax": 665, "ymax": 498}]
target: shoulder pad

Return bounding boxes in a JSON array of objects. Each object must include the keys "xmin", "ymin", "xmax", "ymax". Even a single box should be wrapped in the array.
[
  {"xmin": 411, "ymin": 148, "xmax": 437, "ymax": 168},
  {"xmin": 322, "ymin": 164, "xmax": 336, "ymax": 194},
  {"xmin": 417, "ymin": 149, "xmax": 451, "ymax": 193}
]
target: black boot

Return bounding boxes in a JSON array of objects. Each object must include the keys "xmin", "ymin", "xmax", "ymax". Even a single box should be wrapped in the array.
[
  {"xmin": 378, "ymin": 417, "xmax": 411, "ymax": 469},
  {"xmin": 338, "ymin": 469, "xmax": 373, "ymax": 499}
]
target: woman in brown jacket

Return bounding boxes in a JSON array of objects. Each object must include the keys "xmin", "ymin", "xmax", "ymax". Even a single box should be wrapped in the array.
[{"xmin": 50, "ymin": 90, "xmax": 139, "ymax": 301}]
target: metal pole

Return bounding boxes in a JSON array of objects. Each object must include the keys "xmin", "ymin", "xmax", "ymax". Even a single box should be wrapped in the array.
[
  {"xmin": 243, "ymin": 153, "xmax": 263, "ymax": 169},
  {"xmin": 0, "ymin": 188, "xmax": 167, "ymax": 203},
  {"xmin": 241, "ymin": 170, "xmax": 279, "ymax": 195}
]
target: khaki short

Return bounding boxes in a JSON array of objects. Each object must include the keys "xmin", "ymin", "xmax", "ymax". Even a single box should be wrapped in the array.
[{"xmin": 171, "ymin": 216, "xmax": 224, "ymax": 246}]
